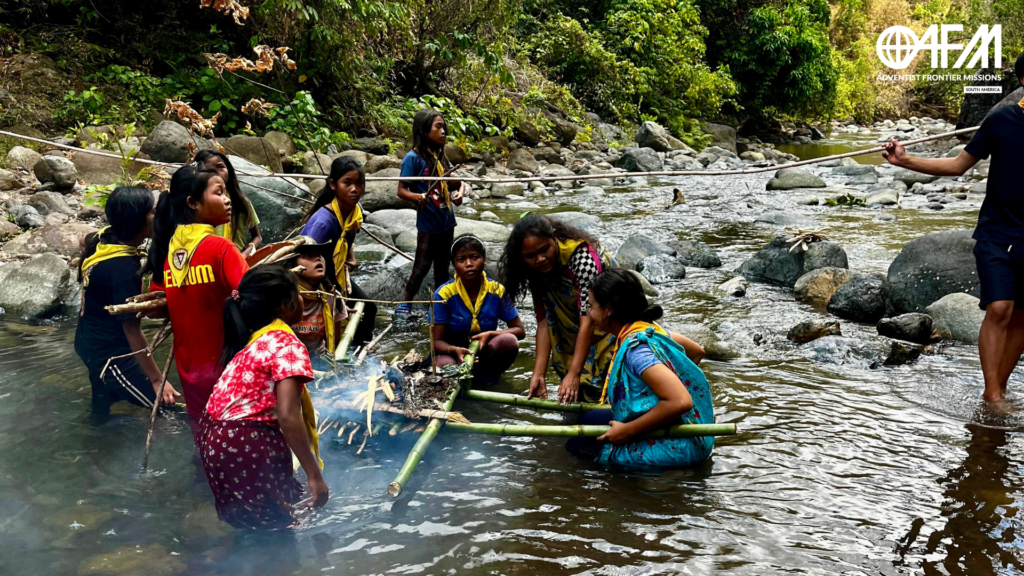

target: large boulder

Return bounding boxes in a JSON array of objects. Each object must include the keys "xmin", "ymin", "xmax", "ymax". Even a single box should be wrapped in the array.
[
  {"xmin": 454, "ymin": 218, "xmax": 510, "ymax": 243},
  {"xmin": 230, "ymin": 155, "xmax": 307, "ymax": 242},
  {"xmin": 635, "ymin": 121, "xmax": 672, "ymax": 152},
  {"xmin": 491, "ymin": 182, "xmax": 524, "ymax": 198},
  {"xmin": 141, "ymin": 121, "xmax": 211, "ymax": 163},
  {"xmin": 223, "ymin": 135, "xmax": 283, "ymax": 173},
  {"xmin": 957, "ymin": 84, "xmax": 1024, "ymax": 132},
  {"xmin": 891, "ymin": 168, "xmax": 938, "ymax": 186},
  {"xmin": 0, "ymin": 254, "xmax": 71, "ymax": 319},
  {"xmin": 513, "ymin": 119, "xmax": 542, "ymax": 147},
  {"xmin": 0, "ymin": 223, "xmax": 95, "ymax": 257},
  {"xmin": 615, "ymin": 234, "xmax": 675, "ymax": 270},
  {"xmin": 877, "ymin": 313, "xmax": 933, "ymax": 344},
  {"xmin": 0, "ymin": 168, "xmax": 19, "ymax": 191},
  {"xmin": 547, "ymin": 211, "xmax": 600, "ymax": 231},
  {"xmin": 4, "ymin": 146, "xmax": 42, "ymax": 172},
  {"xmin": 926, "ymin": 292, "xmax": 985, "ymax": 344},
  {"xmin": 788, "ymin": 319, "xmax": 841, "ymax": 343},
  {"xmin": 738, "ymin": 237, "xmax": 848, "ymax": 287},
  {"xmin": 543, "ymin": 110, "xmax": 578, "ymax": 146},
  {"xmin": 826, "ymin": 274, "xmax": 890, "ymax": 322},
  {"xmin": 71, "ymin": 152, "xmax": 150, "ymax": 186},
  {"xmin": 444, "ymin": 143, "xmax": 469, "ymax": 165},
  {"xmin": 506, "ymin": 148, "xmax": 539, "ymax": 172},
  {"xmin": 351, "ymin": 137, "xmax": 390, "ymax": 155},
  {"xmin": 364, "ymin": 154, "xmax": 402, "ymax": 175},
  {"xmin": 717, "ymin": 276, "xmax": 748, "ymax": 296},
  {"xmin": 9, "ymin": 204, "xmax": 44, "ymax": 228},
  {"xmin": 33, "ymin": 156, "xmax": 78, "ymax": 189},
  {"xmin": 637, "ymin": 254, "xmax": 686, "ymax": 284},
  {"xmin": 765, "ymin": 167, "xmax": 826, "ymax": 190},
  {"xmin": 755, "ymin": 211, "xmax": 815, "ymax": 228},
  {"xmin": 794, "ymin": 267, "xmax": 854, "ymax": 303},
  {"xmin": 263, "ymin": 131, "xmax": 296, "ymax": 158},
  {"xmin": 361, "ymin": 261, "xmax": 432, "ymax": 302},
  {"xmin": 614, "ymin": 147, "xmax": 663, "ymax": 172},
  {"xmin": 26, "ymin": 191, "xmax": 75, "ymax": 216},
  {"xmin": 887, "ymin": 229, "xmax": 979, "ymax": 313},
  {"xmin": 298, "ymin": 151, "xmax": 332, "ymax": 175},
  {"xmin": 668, "ymin": 240, "xmax": 721, "ymax": 268},
  {"xmin": 361, "ymin": 167, "xmax": 414, "ymax": 211},
  {"xmin": 333, "ymin": 150, "xmax": 369, "ymax": 165},
  {"xmin": 704, "ymin": 123, "xmax": 737, "ymax": 153},
  {"xmin": 365, "ymin": 209, "xmax": 417, "ymax": 237}
]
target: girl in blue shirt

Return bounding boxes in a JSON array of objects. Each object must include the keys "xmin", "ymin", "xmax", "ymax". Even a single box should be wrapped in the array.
[{"xmin": 432, "ymin": 235, "xmax": 525, "ymax": 386}]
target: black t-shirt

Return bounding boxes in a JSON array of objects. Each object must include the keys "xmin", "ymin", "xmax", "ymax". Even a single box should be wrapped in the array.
[
  {"xmin": 73, "ymin": 256, "xmax": 143, "ymax": 373},
  {"xmin": 965, "ymin": 101, "xmax": 1024, "ymax": 242}
]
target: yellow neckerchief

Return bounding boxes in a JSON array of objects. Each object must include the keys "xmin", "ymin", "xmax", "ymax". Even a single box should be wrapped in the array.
[
  {"xmin": 247, "ymin": 318, "xmax": 323, "ymax": 470},
  {"xmin": 298, "ymin": 278, "xmax": 335, "ymax": 353},
  {"xmin": 451, "ymin": 273, "xmax": 500, "ymax": 333},
  {"xmin": 599, "ymin": 321, "xmax": 669, "ymax": 404},
  {"xmin": 168, "ymin": 224, "xmax": 215, "ymax": 287},
  {"xmin": 327, "ymin": 199, "xmax": 363, "ymax": 293},
  {"xmin": 557, "ymin": 238, "xmax": 586, "ymax": 267},
  {"xmin": 429, "ymin": 150, "xmax": 452, "ymax": 211},
  {"xmin": 81, "ymin": 227, "xmax": 143, "ymax": 287}
]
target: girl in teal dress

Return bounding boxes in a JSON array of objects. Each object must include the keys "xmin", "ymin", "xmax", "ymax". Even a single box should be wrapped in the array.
[{"xmin": 574, "ymin": 267, "xmax": 713, "ymax": 469}]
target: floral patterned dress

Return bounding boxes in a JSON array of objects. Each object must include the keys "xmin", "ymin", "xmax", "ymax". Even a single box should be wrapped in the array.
[{"xmin": 597, "ymin": 323, "xmax": 715, "ymax": 469}]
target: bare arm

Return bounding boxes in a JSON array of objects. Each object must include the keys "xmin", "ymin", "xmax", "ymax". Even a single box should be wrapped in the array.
[
  {"xmin": 528, "ymin": 294, "xmax": 551, "ymax": 398},
  {"xmin": 883, "ymin": 139, "xmax": 980, "ymax": 176},
  {"xmin": 598, "ymin": 363, "xmax": 694, "ymax": 444},
  {"xmin": 669, "ymin": 332, "xmax": 704, "ymax": 365},
  {"xmin": 122, "ymin": 319, "xmax": 180, "ymax": 405},
  {"xmin": 276, "ymin": 378, "xmax": 329, "ymax": 507},
  {"xmin": 432, "ymin": 322, "xmax": 469, "ymax": 362},
  {"xmin": 248, "ymin": 225, "xmax": 263, "ymax": 250},
  {"xmin": 397, "ymin": 182, "xmax": 428, "ymax": 206}
]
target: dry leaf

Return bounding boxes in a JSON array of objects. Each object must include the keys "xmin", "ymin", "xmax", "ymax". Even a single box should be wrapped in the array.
[
  {"xmin": 200, "ymin": 0, "xmax": 250, "ymax": 25},
  {"xmin": 241, "ymin": 98, "xmax": 276, "ymax": 117}
]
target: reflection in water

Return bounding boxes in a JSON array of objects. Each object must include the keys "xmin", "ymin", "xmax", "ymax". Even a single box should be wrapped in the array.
[{"xmin": 897, "ymin": 425, "xmax": 1024, "ymax": 575}]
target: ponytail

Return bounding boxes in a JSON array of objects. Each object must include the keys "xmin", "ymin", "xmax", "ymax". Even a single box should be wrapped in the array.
[
  {"xmin": 218, "ymin": 264, "xmax": 300, "ymax": 370},
  {"xmin": 591, "ymin": 267, "xmax": 662, "ymax": 325}
]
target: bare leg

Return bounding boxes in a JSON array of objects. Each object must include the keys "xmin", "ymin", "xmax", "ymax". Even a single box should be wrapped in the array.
[
  {"xmin": 979, "ymin": 300, "xmax": 1014, "ymax": 402},
  {"xmin": 995, "ymin": 309, "xmax": 1024, "ymax": 391}
]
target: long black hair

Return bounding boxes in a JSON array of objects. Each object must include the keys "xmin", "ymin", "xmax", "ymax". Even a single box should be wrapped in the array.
[
  {"xmin": 78, "ymin": 186, "xmax": 155, "ymax": 282},
  {"xmin": 451, "ymin": 234, "xmax": 486, "ymax": 264},
  {"xmin": 143, "ymin": 165, "xmax": 220, "ymax": 277},
  {"xmin": 412, "ymin": 108, "xmax": 446, "ymax": 163},
  {"xmin": 498, "ymin": 213, "xmax": 599, "ymax": 304},
  {"xmin": 591, "ymin": 267, "xmax": 663, "ymax": 325},
  {"xmin": 195, "ymin": 150, "xmax": 252, "ymax": 234},
  {"xmin": 303, "ymin": 156, "xmax": 365, "ymax": 224},
  {"xmin": 218, "ymin": 264, "xmax": 299, "ymax": 370}
]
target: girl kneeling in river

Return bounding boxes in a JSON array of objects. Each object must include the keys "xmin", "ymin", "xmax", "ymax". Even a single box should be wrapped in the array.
[
  {"xmin": 571, "ymin": 268, "xmax": 712, "ymax": 468},
  {"xmin": 432, "ymin": 235, "xmax": 525, "ymax": 386},
  {"xmin": 201, "ymin": 265, "xmax": 328, "ymax": 529},
  {"xmin": 500, "ymin": 214, "xmax": 615, "ymax": 404}
]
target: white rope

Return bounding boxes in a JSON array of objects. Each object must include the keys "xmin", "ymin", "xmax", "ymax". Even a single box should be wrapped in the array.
[{"xmin": 0, "ymin": 126, "xmax": 977, "ymax": 184}]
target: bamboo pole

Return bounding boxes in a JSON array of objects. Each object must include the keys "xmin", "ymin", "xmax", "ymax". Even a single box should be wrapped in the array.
[
  {"xmin": 463, "ymin": 389, "xmax": 608, "ymax": 413},
  {"xmin": 459, "ymin": 340, "xmax": 481, "ymax": 393},
  {"xmin": 141, "ymin": 350, "xmax": 176, "ymax": 472},
  {"xmin": 334, "ymin": 301, "xmax": 366, "ymax": 364},
  {"xmin": 444, "ymin": 422, "xmax": 738, "ymax": 438}
]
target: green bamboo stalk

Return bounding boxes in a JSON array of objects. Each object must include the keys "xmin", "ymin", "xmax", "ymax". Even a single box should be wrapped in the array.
[
  {"xmin": 334, "ymin": 301, "xmax": 366, "ymax": 364},
  {"xmin": 444, "ymin": 422, "xmax": 737, "ymax": 438},
  {"xmin": 462, "ymin": 389, "xmax": 609, "ymax": 413},
  {"xmin": 459, "ymin": 340, "xmax": 481, "ymax": 392},
  {"xmin": 387, "ymin": 344, "xmax": 477, "ymax": 498}
]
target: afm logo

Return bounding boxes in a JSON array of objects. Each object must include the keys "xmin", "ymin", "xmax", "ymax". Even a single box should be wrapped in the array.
[
  {"xmin": 877, "ymin": 25, "xmax": 1001, "ymax": 70},
  {"xmin": 164, "ymin": 265, "xmax": 216, "ymax": 287}
]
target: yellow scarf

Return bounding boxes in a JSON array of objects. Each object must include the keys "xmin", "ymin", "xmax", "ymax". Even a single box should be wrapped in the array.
[
  {"xmin": 81, "ymin": 227, "xmax": 143, "ymax": 287},
  {"xmin": 247, "ymin": 318, "xmax": 323, "ymax": 470},
  {"xmin": 430, "ymin": 151, "xmax": 452, "ymax": 211},
  {"xmin": 328, "ymin": 199, "xmax": 363, "ymax": 293},
  {"xmin": 453, "ymin": 273, "xmax": 493, "ymax": 333},
  {"xmin": 599, "ymin": 321, "xmax": 669, "ymax": 404},
  {"xmin": 299, "ymin": 279, "xmax": 336, "ymax": 354},
  {"xmin": 167, "ymin": 224, "xmax": 215, "ymax": 287},
  {"xmin": 557, "ymin": 238, "xmax": 585, "ymax": 267}
]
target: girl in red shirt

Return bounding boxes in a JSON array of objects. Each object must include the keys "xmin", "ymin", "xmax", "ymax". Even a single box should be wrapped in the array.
[
  {"xmin": 201, "ymin": 265, "xmax": 328, "ymax": 529},
  {"xmin": 144, "ymin": 165, "xmax": 249, "ymax": 441}
]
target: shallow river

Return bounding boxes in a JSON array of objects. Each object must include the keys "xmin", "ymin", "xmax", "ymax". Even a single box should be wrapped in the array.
[{"xmin": 3, "ymin": 133, "xmax": 1022, "ymax": 576}]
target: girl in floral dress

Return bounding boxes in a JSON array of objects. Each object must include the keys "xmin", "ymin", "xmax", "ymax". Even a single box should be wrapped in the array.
[{"xmin": 200, "ymin": 265, "xmax": 328, "ymax": 529}]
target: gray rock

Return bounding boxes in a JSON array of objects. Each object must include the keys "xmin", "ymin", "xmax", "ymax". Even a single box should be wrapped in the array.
[
  {"xmin": 704, "ymin": 123, "xmax": 737, "ymax": 153},
  {"xmin": 946, "ymin": 144, "xmax": 966, "ymax": 158},
  {"xmin": 598, "ymin": 123, "xmax": 623, "ymax": 142},
  {"xmin": 796, "ymin": 194, "xmax": 821, "ymax": 206},
  {"xmin": 847, "ymin": 172, "xmax": 880, "ymax": 185},
  {"xmin": 887, "ymin": 229, "xmax": 979, "ymax": 313},
  {"xmin": 351, "ymin": 137, "xmax": 390, "ymax": 155},
  {"xmin": 33, "ymin": 156, "xmax": 78, "ymax": 188},
  {"xmin": 230, "ymin": 155, "xmax": 308, "ymax": 242},
  {"xmin": 263, "ymin": 131, "xmax": 296, "ymax": 158},
  {"xmin": 738, "ymin": 236, "xmax": 849, "ymax": 287},
  {"xmin": 444, "ymin": 143, "xmax": 469, "ymax": 165},
  {"xmin": 766, "ymin": 167, "xmax": 826, "ymax": 190},
  {"xmin": 0, "ymin": 168, "xmax": 18, "ymax": 190},
  {"xmin": 668, "ymin": 240, "xmax": 721, "ymax": 268},
  {"xmin": 480, "ymin": 211, "xmax": 501, "ymax": 223},
  {"xmin": 877, "ymin": 313, "xmax": 933, "ymax": 344},
  {"xmin": 883, "ymin": 341, "xmax": 923, "ymax": 366},
  {"xmin": 453, "ymin": 218, "xmax": 510, "ymax": 243},
  {"xmin": 826, "ymin": 274, "xmax": 890, "ymax": 322},
  {"xmin": 615, "ymin": 234, "xmax": 676, "ymax": 270},
  {"xmin": 864, "ymin": 189, "xmax": 899, "ymax": 206},
  {"xmin": 794, "ymin": 267, "xmax": 854, "ymax": 303},
  {"xmin": 333, "ymin": 150, "xmax": 369, "ymax": 165},
  {"xmin": 926, "ymin": 292, "xmax": 985, "ymax": 344},
  {"xmin": 4, "ymin": 146, "xmax": 43, "ymax": 171},
  {"xmin": 491, "ymin": 182, "xmax": 524, "ymax": 198},
  {"xmin": 514, "ymin": 120, "xmax": 542, "ymax": 147},
  {"xmin": 626, "ymin": 269, "xmax": 659, "ymax": 298},
  {"xmin": 352, "ymin": 243, "xmax": 391, "ymax": 262},
  {"xmin": 506, "ymin": 148, "xmax": 539, "ymax": 172},
  {"xmin": 9, "ymin": 204, "xmax": 44, "ymax": 228},
  {"xmin": 0, "ymin": 254, "xmax": 71, "ymax": 319},
  {"xmin": 299, "ymin": 151, "xmax": 332, "ymax": 175},
  {"xmin": 531, "ymin": 147, "xmax": 562, "ymax": 164},
  {"xmin": 71, "ymin": 152, "xmax": 148, "ymax": 186},
  {"xmin": 740, "ymin": 151, "xmax": 765, "ymax": 162},
  {"xmin": 831, "ymin": 164, "xmax": 876, "ymax": 176},
  {"xmin": 636, "ymin": 254, "xmax": 686, "ymax": 284},
  {"xmin": 394, "ymin": 229, "xmax": 418, "ymax": 253},
  {"xmin": 755, "ymin": 211, "xmax": 816, "ymax": 227},
  {"xmin": 547, "ymin": 211, "xmax": 600, "ymax": 230},
  {"xmin": 614, "ymin": 147, "xmax": 663, "ymax": 172},
  {"xmin": 788, "ymin": 320, "xmax": 842, "ymax": 343},
  {"xmin": 223, "ymin": 135, "xmax": 283, "ymax": 173},
  {"xmin": 365, "ymin": 209, "xmax": 417, "ymax": 236},
  {"xmin": 362, "ymin": 261, "xmax": 433, "ymax": 302},
  {"xmin": 364, "ymin": 154, "xmax": 402, "ymax": 174},
  {"xmin": 635, "ymin": 121, "xmax": 672, "ymax": 152},
  {"xmin": 543, "ymin": 110, "xmax": 578, "ymax": 146},
  {"xmin": 892, "ymin": 168, "xmax": 939, "ymax": 185},
  {"xmin": 361, "ymin": 167, "xmax": 414, "ymax": 211},
  {"xmin": 0, "ymin": 219, "xmax": 19, "ymax": 238},
  {"xmin": 26, "ymin": 192, "xmax": 75, "ymax": 216},
  {"xmin": 717, "ymin": 276, "xmax": 747, "ymax": 297},
  {"xmin": 141, "ymin": 121, "xmax": 211, "ymax": 163},
  {"xmin": 924, "ymin": 202, "xmax": 945, "ymax": 210}
]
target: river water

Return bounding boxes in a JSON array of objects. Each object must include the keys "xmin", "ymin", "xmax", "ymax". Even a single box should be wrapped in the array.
[{"xmin": 3, "ymin": 132, "xmax": 1022, "ymax": 576}]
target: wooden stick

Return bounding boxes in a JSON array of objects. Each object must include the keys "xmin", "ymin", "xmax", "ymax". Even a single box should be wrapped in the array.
[
  {"xmin": 99, "ymin": 320, "xmax": 171, "ymax": 380},
  {"xmin": 300, "ymin": 290, "xmax": 443, "ymax": 306},
  {"xmin": 463, "ymin": 389, "xmax": 609, "ymax": 413},
  {"xmin": 141, "ymin": 349, "xmax": 176, "ymax": 472},
  {"xmin": 128, "ymin": 291, "xmax": 166, "ymax": 303},
  {"xmin": 334, "ymin": 301, "xmax": 366, "ymax": 363},
  {"xmin": 106, "ymin": 298, "xmax": 166, "ymax": 316},
  {"xmin": 444, "ymin": 422, "xmax": 738, "ymax": 438},
  {"xmin": 360, "ymin": 227, "xmax": 413, "ymax": 261},
  {"xmin": 354, "ymin": 323, "xmax": 393, "ymax": 366},
  {"xmin": 322, "ymin": 399, "xmax": 469, "ymax": 422}
]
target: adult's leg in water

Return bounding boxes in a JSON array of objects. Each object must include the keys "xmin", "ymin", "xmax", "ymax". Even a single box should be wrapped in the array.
[
  {"xmin": 995, "ymin": 308, "xmax": 1024, "ymax": 392},
  {"xmin": 403, "ymin": 232, "xmax": 434, "ymax": 300},
  {"xmin": 349, "ymin": 281, "xmax": 377, "ymax": 346},
  {"xmin": 979, "ymin": 300, "xmax": 1014, "ymax": 402},
  {"xmin": 472, "ymin": 333, "xmax": 520, "ymax": 385},
  {"xmin": 565, "ymin": 409, "xmax": 614, "ymax": 461}
]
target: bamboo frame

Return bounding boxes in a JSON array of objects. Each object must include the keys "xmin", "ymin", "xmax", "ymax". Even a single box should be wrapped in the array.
[
  {"xmin": 462, "ymin": 389, "xmax": 608, "ymax": 413},
  {"xmin": 334, "ymin": 301, "xmax": 366, "ymax": 363},
  {"xmin": 444, "ymin": 422, "xmax": 737, "ymax": 438}
]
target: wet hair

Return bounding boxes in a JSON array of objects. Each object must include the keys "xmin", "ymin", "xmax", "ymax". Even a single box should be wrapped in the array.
[
  {"xmin": 498, "ymin": 213, "xmax": 598, "ymax": 304},
  {"xmin": 451, "ymin": 234, "xmax": 486, "ymax": 263},
  {"xmin": 195, "ymin": 150, "xmax": 253, "ymax": 236},
  {"xmin": 412, "ymin": 108, "xmax": 446, "ymax": 162},
  {"xmin": 143, "ymin": 165, "xmax": 220, "ymax": 277},
  {"xmin": 304, "ymin": 156, "xmax": 365, "ymax": 224},
  {"xmin": 1017, "ymin": 52, "xmax": 1024, "ymax": 82},
  {"xmin": 591, "ymin": 268, "xmax": 663, "ymax": 324},
  {"xmin": 78, "ymin": 187, "xmax": 154, "ymax": 282},
  {"xmin": 218, "ymin": 264, "xmax": 299, "ymax": 370}
]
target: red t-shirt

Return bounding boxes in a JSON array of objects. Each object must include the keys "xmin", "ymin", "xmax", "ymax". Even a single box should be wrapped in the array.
[{"xmin": 151, "ymin": 235, "xmax": 249, "ymax": 421}]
